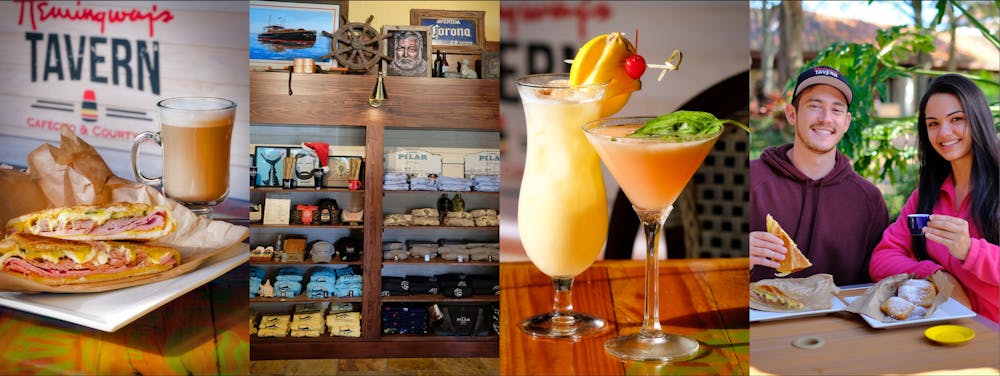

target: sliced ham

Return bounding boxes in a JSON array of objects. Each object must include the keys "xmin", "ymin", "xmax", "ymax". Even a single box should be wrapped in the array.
[
  {"xmin": 3, "ymin": 253, "xmax": 177, "ymax": 280},
  {"xmin": 36, "ymin": 210, "xmax": 166, "ymax": 238}
]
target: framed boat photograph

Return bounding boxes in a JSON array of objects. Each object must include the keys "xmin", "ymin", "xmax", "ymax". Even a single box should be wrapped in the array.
[
  {"xmin": 249, "ymin": 1, "xmax": 340, "ymax": 70},
  {"xmin": 383, "ymin": 25, "xmax": 433, "ymax": 77},
  {"xmin": 410, "ymin": 9, "xmax": 485, "ymax": 53}
]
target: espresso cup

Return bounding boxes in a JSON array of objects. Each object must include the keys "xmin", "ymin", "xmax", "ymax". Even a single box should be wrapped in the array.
[
  {"xmin": 907, "ymin": 214, "xmax": 931, "ymax": 236},
  {"xmin": 131, "ymin": 97, "xmax": 236, "ymax": 217}
]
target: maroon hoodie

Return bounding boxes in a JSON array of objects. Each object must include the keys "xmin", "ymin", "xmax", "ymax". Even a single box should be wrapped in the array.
[{"xmin": 750, "ymin": 144, "xmax": 889, "ymax": 286}]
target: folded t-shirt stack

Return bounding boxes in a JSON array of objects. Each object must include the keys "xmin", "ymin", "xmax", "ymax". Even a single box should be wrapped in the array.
[
  {"xmin": 327, "ymin": 311, "xmax": 362, "ymax": 337},
  {"xmin": 383, "ymin": 172, "xmax": 409, "ymax": 191},
  {"xmin": 306, "ymin": 267, "xmax": 337, "ymax": 298},
  {"xmin": 468, "ymin": 242, "xmax": 500, "ymax": 261},
  {"xmin": 442, "ymin": 211, "xmax": 475, "ymax": 227},
  {"xmin": 438, "ymin": 242, "xmax": 470, "ymax": 261},
  {"xmin": 438, "ymin": 273, "xmax": 474, "ymax": 298},
  {"xmin": 382, "ymin": 303, "xmax": 428, "ymax": 335},
  {"xmin": 437, "ymin": 176, "xmax": 472, "ymax": 192},
  {"xmin": 257, "ymin": 314, "xmax": 290, "ymax": 337},
  {"xmin": 383, "ymin": 213, "xmax": 412, "ymax": 226},
  {"xmin": 290, "ymin": 303, "xmax": 325, "ymax": 337},
  {"xmin": 409, "ymin": 174, "xmax": 437, "ymax": 191},
  {"xmin": 407, "ymin": 241, "xmax": 439, "ymax": 259},
  {"xmin": 382, "ymin": 241, "xmax": 408, "ymax": 260},
  {"xmin": 467, "ymin": 274, "xmax": 500, "ymax": 296},
  {"xmin": 409, "ymin": 208, "xmax": 440, "ymax": 226},
  {"xmin": 250, "ymin": 266, "xmax": 266, "ymax": 298},
  {"xmin": 471, "ymin": 175, "xmax": 499, "ymax": 192},
  {"xmin": 408, "ymin": 275, "xmax": 440, "ymax": 295},
  {"xmin": 274, "ymin": 268, "xmax": 303, "ymax": 298},
  {"xmin": 381, "ymin": 276, "xmax": 409, "ymax": 296},
  {"xmin": 334, "ymin": 270, "xmax": 363, "ymax": 298},
  {"xmin": 470, "ymin": 209, "xmax": 499, "ymax": 227}
]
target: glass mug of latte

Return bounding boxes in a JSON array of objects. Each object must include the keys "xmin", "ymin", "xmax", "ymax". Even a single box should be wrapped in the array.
[{"xmin": 131, "ymin": 97, "xmax": 236, "ymax": 217}]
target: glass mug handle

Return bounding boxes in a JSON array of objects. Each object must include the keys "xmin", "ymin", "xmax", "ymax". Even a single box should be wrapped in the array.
[{"xmin": 131, "ymin": 131, "xmax": 162, "ymax": 186}]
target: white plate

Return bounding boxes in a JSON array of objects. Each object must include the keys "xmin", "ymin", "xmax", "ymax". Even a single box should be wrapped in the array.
[
  {"xmin": 843, "ymin": 296, "xmax": 977, "ymax": 329},
  {"xmin": 0, "ymin": 243, "xmax": 247, "ymax": 332},
  {"xmin": 750, "ymin": 296, "xmax": 847, "ymax": 322}
]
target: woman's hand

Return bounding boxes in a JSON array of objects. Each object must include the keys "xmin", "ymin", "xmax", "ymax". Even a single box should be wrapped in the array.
[
  {"xmin": 750, "ymin": 231, "xmax": 786, "ymax": 269},
  {"xmin": 924, "ymin": 214, "xmax": 971, "ymax": 261}
]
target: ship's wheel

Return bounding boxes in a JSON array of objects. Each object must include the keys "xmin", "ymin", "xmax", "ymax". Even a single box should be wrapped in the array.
[{"xmin": 322, "ymin": 14, "xmax": 391, "ymax": 73}]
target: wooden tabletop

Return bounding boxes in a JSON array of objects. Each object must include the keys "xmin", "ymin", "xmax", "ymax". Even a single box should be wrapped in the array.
[
  {"xmin": 0, "ymin": 264, "xmax": 248, "ymax": 374},
  {"xmin": 501, "ymin": 258, "xmax": 749, "ymax": 375},
  {"xmin": 750, "ymin": 285, "xmax": 1000, "ymax": 375},
  {"xmin": 0, "ymin": 200, "xmax": 250, "ymax": 375}
]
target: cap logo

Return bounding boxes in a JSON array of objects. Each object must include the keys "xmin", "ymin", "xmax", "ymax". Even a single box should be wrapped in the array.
[{"xmin": 813, "ymin": 68, "xmax": 839, "ymax": 78}]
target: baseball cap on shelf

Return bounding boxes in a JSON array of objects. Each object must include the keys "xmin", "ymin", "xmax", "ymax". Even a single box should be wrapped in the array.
[{"xmin": 792, "ymin": 66, "xmax": 853, "ymax": 107}]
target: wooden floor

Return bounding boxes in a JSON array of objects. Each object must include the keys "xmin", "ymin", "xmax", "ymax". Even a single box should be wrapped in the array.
[{"xmin": 250, "ymin": 358, "xmax": 499, "ymax": 375}]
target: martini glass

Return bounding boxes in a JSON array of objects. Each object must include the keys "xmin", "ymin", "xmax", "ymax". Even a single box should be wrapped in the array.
[
  {"xmin": 515, "ymin": 74, "xmax": 609, "ymax": 338},
  {"xmin": 583, "ymin": 116, "xmax": 722, "ymax": 361}
]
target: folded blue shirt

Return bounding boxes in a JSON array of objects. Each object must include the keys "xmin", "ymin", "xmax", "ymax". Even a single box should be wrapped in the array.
[{"xmin": 273, "ymin": 280, "xmax": 302, "ymax": 297}]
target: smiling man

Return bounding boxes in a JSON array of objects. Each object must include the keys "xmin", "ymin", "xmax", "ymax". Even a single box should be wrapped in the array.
[{"xmin": 749, "ymin": 66, "xmax": 889, "ymax": 285}]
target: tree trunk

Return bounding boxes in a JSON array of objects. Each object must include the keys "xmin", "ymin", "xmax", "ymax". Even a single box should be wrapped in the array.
[
  {"xmin": 946, "ymin": 3, "xmax": 958, "ymax": 71},
  {"xmin": 760, "ymin": 1, "xmax": 779, "ymax": 99},
  {"xmin": 779, "ymin": 1, "xmax": 804, "ymax": 91},
  {"xmin": 912, "ymin": 0, "xmax": 931, "ymax": 112}
]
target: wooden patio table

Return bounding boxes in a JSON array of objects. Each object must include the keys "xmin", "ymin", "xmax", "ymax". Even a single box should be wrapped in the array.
[
  {"xmin": 750, "ymin": 283, "xmax": 1000, "ymax": 375},
  {"xmin": 501, "ymin": 258, "xmax": 749, "ymax": 375}
]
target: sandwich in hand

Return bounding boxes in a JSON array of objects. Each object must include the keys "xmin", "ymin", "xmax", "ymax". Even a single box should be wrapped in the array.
[
  {"xmin": 6, "ymin": 203, "xmax": 175, "ymax": 241},
  {"xmin": 0, "ymin": 233, "xmax": 180, "ymax": 285},
  {"xmin": 751, "ymin": 284, "xmax": 806, "ymax": 311},
  {"xmin": 766, "ymin": 214, "xmax": 812, "ymax": 277}
]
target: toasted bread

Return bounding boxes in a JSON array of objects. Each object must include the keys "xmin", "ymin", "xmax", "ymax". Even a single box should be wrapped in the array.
[
  {"xmin": 766, "ymin": 214, "xmax": 812, "ymax": 277},
  {"xmin": 750, "ymin": 284, "xmax": 805, "ymax": 311},
  {"xmin": 6, "ymin": 202, "xmax": 175, "ymax": 241}
]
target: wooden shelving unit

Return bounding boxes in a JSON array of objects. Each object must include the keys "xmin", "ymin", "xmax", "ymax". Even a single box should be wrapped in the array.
[{"xmin": 249, "ymin": 72, "xmax": 499, "ymax": 360}]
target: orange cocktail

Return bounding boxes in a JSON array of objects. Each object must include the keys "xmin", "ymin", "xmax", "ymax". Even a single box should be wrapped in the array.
[
  {"xmin": 585, "ymin": 122, "xmax": 717, "ymax": 211},
  {"xmin": 584, "ymin": 116, "xmax": 722, "ymax": 361}
]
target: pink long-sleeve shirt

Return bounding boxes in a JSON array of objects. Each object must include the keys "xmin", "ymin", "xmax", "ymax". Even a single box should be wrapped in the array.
[{"xmin": 869, "ymin": 176, "xmax": 999, "ymax": 323}]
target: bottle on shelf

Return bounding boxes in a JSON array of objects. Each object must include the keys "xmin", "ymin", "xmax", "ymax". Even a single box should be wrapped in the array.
[{"xmin": 451, "ymin": 194, "xmax": 465, "ymax": 212}]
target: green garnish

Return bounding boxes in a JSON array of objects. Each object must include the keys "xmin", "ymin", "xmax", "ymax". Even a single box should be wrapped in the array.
[{"xmin": 630, "ymin": 110, "xmax": 749, "ymax": 141}]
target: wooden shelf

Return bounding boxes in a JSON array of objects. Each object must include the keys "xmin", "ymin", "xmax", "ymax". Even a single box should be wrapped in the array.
[
  {"xmin": 251, "ymin": 296, "xmax": 364, "ymax": 303},
  {"xmin": 251, "ymin": 224, "xmax": 364, "ymax": 229},
  {"xmin": 382, "ymin": 258, "xmax": 498, "ymax": 266},
  {"xmin": 252, "ymin": 187, "xmax": 364, "ymax": 193},
  {"xmin": 383, "ymin": 225, "xmax": 499, "ymax": 230},
  {"xmin": 382, "ymin": 294, "xmax": 499, "ymax": 303},
  {"xmin": 250, "ymin": 70, "xmax": 500, "ymax": 360},
  {"xmin": 383, "ymin": 190, "xmax": 498, "ymax": 196},
  {"xmin": 250, "ymin": 260, "xmax": 364, "ymax": 266},
  {"xmin": 252, "ymin": 335, "xmax": 366, "ymax": 343}
]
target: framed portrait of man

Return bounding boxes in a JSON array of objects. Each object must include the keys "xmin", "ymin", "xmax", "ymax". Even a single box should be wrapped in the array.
[{"xmin": 382, "ymin": 25, "xmax": 432, "ymax": 77}]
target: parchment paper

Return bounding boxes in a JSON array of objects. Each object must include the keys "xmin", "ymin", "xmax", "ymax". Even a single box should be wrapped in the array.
[
  {"xmin": 750, "ymin": 273, "xmax": 840, "ymax": 312},
  {"xmin": 845, "ymin": 271, "xmax": 953, "ymax": 322},
  {"xmin": 0, "ymin": 125, "xmax": 248, "ymax": 292}
]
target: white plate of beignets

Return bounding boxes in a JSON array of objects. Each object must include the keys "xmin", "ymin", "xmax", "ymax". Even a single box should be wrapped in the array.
[{"xmin": 845, "ymin": 296, "xmax": 976, "ymax": 329}]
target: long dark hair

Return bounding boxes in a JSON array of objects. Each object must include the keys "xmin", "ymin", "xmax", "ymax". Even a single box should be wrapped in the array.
[{"xmin": 915, "ymin": 74, "xmax": 999, "ymax": 258}]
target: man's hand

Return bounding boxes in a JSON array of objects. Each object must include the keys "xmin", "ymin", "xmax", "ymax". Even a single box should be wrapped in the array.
[
  {"xmin": 925, "ymin": 214, "xmax": 971, "ymax": 261},
  {"xmin": 750, "ymin": 231, "xmax": 786, "ymax": 269}
]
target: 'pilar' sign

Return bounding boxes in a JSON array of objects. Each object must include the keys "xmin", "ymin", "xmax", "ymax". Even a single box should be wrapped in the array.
[
  {"xmin": 464, "ymin": 151, "xmax": 499, "ymax": 177},
  {"xmin": 385, "ymin": 149, "xmax": 443, "ymax": 175}
]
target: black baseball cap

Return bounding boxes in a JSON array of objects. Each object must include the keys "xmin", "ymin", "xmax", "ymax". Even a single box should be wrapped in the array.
[{"xmin": 792, "ymin": 66, "xmax": 853, "ymax": 107}]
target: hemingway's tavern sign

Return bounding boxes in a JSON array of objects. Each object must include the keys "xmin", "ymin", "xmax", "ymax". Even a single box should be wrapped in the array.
[{"xmin": 18, "ymin": 0, "xmax": 170, "ymax": 95}]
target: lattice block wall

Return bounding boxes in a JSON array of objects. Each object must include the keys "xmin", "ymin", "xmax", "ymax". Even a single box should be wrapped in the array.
[{"xmin": 689, "ymin": 125, "xmax": 749, "ymax": 258}]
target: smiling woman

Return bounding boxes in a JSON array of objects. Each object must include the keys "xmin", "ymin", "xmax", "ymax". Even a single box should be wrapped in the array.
[{"xmin": 868, "ymin": 74, "xmax": 1000, "ymax": 323}]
